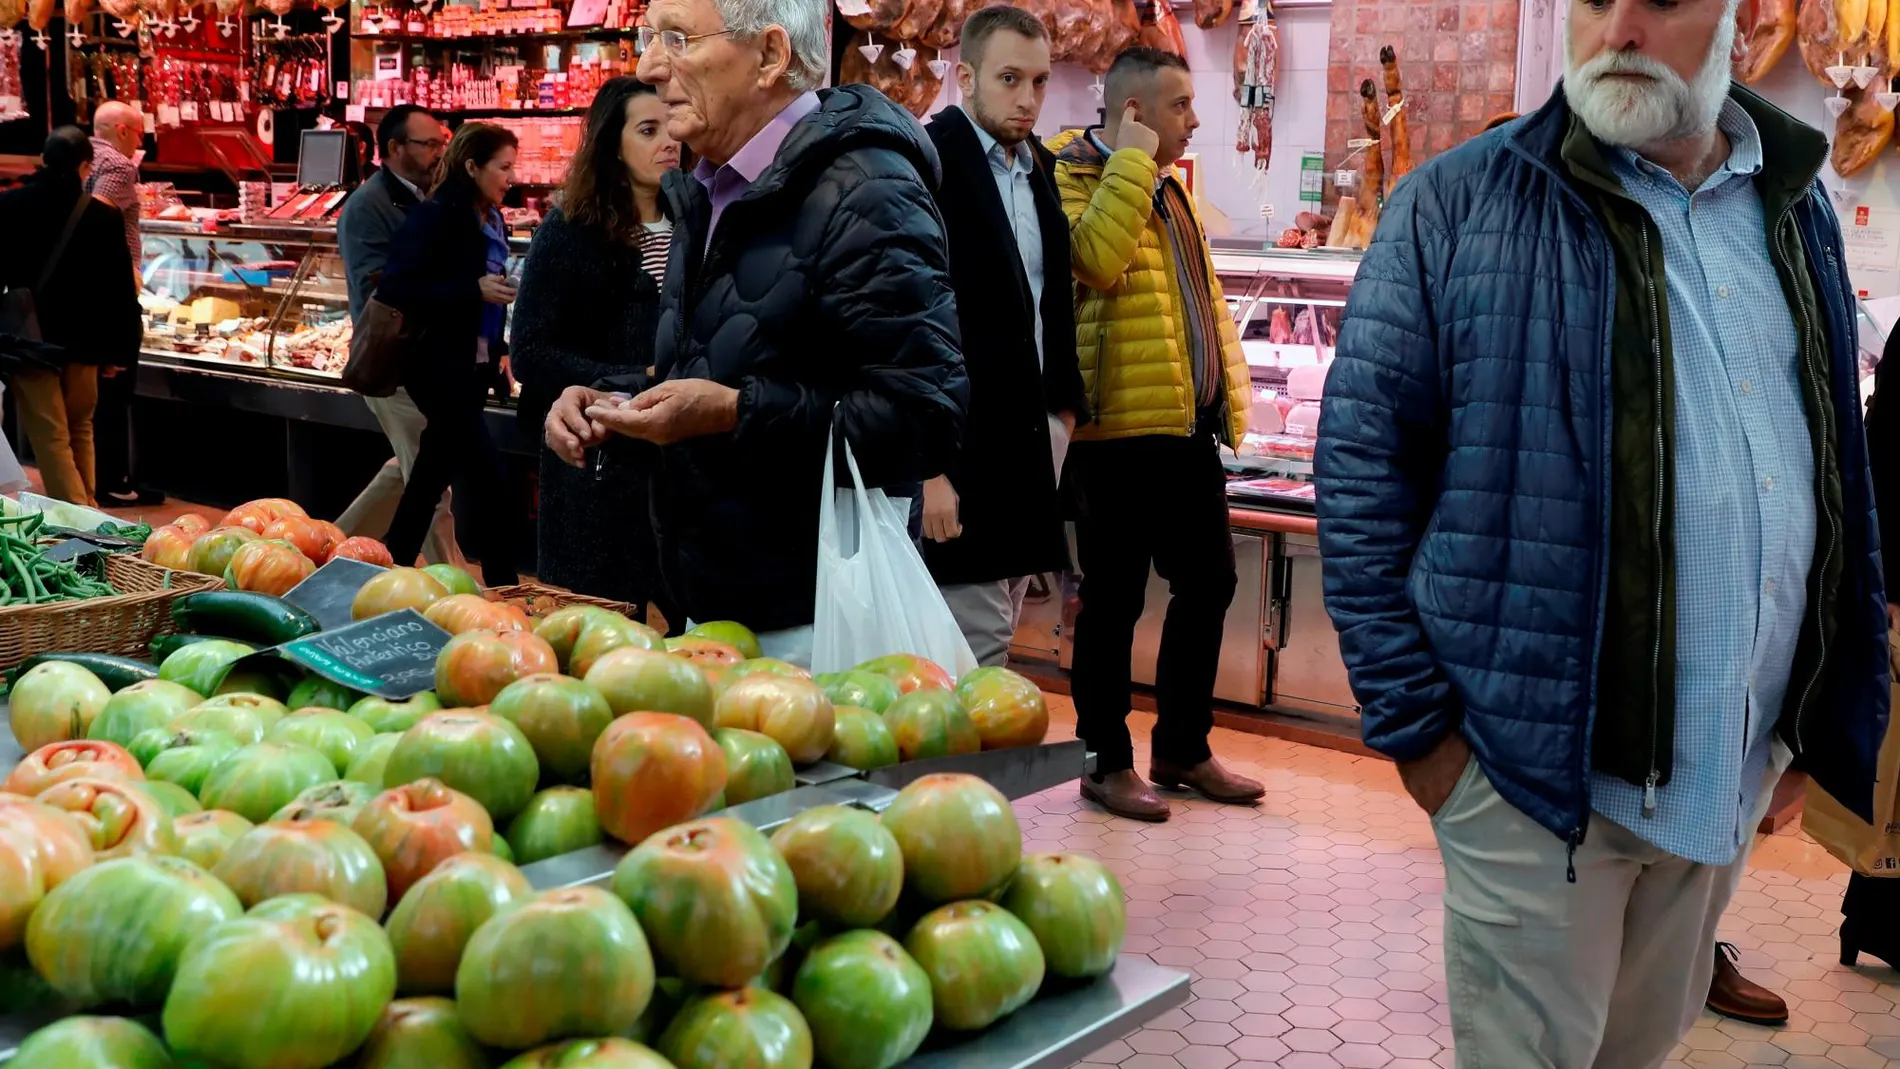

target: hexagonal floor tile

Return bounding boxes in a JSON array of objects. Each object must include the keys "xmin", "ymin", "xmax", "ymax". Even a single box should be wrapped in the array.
[{"xmin": 1015, "ymin": 698, "xmax": 1900, "ymax": 1069}]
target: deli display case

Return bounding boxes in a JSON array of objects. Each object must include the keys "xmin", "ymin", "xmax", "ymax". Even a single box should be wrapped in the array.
[
  {"xmin": 125, "ymin": 218, "xmax": 540, "ymax": 521},
  {"xmin": 136, "ymin": 219, "xmax": 531, "ymax": 384}
]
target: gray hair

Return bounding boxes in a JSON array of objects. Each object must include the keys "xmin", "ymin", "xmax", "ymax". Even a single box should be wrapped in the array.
[{"xmin": 716, "ymin": 0, "xmax": 828, "ymax": 91}]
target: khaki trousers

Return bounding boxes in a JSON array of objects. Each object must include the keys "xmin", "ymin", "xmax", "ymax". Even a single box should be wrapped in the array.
[
  {"xmin": 337, "ymin": 389, "xmax": 466, "ymax": 567},
  {"xmin": 941, "ymin": 577, "xmax": 1033, "ymax": 668},
  {"xmin": 13, "ymin": 364, "xmax": 100, "ymax": 506},
  {"xmin": 1433, "ymin": 745, "xmax": 1788, "ymax": 1069}
]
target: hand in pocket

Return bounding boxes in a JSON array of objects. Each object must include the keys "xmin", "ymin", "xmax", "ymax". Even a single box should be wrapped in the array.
[{"xmin": 1400, "ymin": 734, "xmax": 1472, "ymax": 817}]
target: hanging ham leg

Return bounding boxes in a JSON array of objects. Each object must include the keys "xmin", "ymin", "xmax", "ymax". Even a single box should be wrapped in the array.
[
  {"xmin": 892, "ymin": 0, "xmax": 944, "ymax": 46},
  {"xmin": 1841, "ymin": 0, "xmax": 1871, "ymax": 48},
  {"xmin": 1379, "ymin": 45, "xmax": 1413, "ymax": 193},
  {"xmin": 1335, "ymin": 80, "xmax": 1387, "ymax": 249},
  {"xmin": 1194, "ymin": 0, "xmax": 1231, "ymax": 29},
  {"xmin": 842, "ymin": 0, "xmax": 911, "ymax": 34},
  {"xmin": 1159, "ymin": 0, "xmax": 1187, "ymax": 55},
  {"xmin": 1736, "ymin": 0, "xmax": 1799, "ymax": 82},
  {"xmin": 1835, "ymin": 84, "xmax": 1896, "ymax": 175},
  {"xmin": 1799, "ymin": 0, "xmax": 1844, "ymax": 84}
]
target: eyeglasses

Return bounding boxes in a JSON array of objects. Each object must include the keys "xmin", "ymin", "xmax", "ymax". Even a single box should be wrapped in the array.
[
  {"xmin": 635, "ymin": 25, "xmax": 731, "ymax": 56},
  {"xmin": 404, "ymin": 137, "xmax": 447, "ymax": 150}
]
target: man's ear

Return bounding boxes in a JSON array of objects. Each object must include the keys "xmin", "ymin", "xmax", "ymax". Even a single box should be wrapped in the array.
[{"xmin": 757, "ymin": 25, "xmax": 795, "ymax": 89}]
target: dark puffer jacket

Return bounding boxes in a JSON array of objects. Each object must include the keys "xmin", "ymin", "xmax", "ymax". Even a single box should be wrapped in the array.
[
  {"xmin": 597, "ymin": 84, "xmax": 968, "ymax": 633},
  {"xmin": 1317, "ymin": 86, "xmax": 1889, "ymax": 842}
]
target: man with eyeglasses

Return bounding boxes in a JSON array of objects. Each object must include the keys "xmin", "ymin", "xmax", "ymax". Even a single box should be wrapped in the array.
[
  {"xmin": 337, "ymin": 103, "xmax": 466, "ymax": 568},
  {"xmin": 543, "ymin": 0, "xmax": 967, "ymax": 665}
]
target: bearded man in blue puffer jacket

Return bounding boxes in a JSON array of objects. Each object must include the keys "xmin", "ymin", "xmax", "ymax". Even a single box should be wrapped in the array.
[{"xmin": 1315, "ymin": 0, "xmax": 1890, "ymax": 1065}]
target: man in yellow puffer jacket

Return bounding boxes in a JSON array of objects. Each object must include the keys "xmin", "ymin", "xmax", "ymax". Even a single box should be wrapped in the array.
[{"xmin": 1051, "ymin": 46, "xmax": 1261, "ymax": 823}]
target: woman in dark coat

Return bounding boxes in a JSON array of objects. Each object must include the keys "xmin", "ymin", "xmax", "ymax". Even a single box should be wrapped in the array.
[
  {"xmin": 377, "ymin": 122, "xmax": 521, "ymax": 585},
  {"xmin": 0, "ymin": 127, "xmax": 140, "ymax": 506},
  {"xmin": 511, "ymin": 77, "xmax": 680, "ymax": 627},
  {"xmin": 1841, "ymin": 330, "xmax": 1900, "ymax": 971}
]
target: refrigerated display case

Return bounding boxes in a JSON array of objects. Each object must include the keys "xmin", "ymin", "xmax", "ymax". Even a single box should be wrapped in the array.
[{"xmin": 137, "ymin": 219, "xmax": 530, "ymax": 386}]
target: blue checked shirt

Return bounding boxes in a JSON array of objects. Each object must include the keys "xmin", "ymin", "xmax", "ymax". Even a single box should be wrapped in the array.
[{"xmin": 1589, "ymin": 99, "xmax": 1817, "ymax": 866}]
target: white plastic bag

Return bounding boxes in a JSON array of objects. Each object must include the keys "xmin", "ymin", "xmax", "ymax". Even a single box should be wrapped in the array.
[{"xmin": 811, "ymin": 422, "xmax": 977, "ymax": 677}]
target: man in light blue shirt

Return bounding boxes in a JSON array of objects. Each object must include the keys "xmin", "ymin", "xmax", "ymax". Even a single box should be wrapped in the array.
[
  {"xmin": 1317, "ymin": 0, "xmax": 1891, "ymax": 1064},
  {"xmin": 920, "ymin": 6, "xmax": 1088, "ymax": 668}
]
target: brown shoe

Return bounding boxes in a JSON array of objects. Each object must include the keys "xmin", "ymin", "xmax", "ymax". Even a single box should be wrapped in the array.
[
  {"xmin": 1706, "ymin": 942, "xmax": 1788, "ymax": 1026},
  {"xmin": 1150, "ymin": 757, "xmax": 1266, "ymax": 805},
  {"xmin": 1080, "ymin": 770, "xmax": 1171, "ymax": 822}
]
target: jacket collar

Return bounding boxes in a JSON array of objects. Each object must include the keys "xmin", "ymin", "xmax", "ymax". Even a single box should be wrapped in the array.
[
  {"xmin": 380, "ymin": 166, "xmax": 423, "ymax": 209},
  {"xmin": 1510, "ymin": 81, "xmax": 1827, "ymax": 203}
]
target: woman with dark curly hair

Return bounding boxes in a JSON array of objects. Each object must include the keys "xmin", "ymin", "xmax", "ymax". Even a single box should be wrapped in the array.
[{"xmin": 511, "ymin": 77, "xmax": 681, "ymax": 626}]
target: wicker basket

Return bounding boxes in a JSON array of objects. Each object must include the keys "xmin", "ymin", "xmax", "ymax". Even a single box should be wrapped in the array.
[
  {"xmin": 0, "ymin": 556, "xmax": 225, "ymax": 670},
  {"xmin": 484, "ymin": 581, "xmax": 640, "ymax": 622}
]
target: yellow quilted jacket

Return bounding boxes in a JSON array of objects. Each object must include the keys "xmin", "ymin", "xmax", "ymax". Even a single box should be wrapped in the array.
[{"xmin": 1048, "ymin": 128, "xmax": 1250, "ymax": 444}]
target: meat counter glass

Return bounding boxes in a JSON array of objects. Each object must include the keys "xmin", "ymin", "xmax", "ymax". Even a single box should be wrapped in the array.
[{"xmin": 137, "ymin": 219, "xmax": 530, "ymax": 392}]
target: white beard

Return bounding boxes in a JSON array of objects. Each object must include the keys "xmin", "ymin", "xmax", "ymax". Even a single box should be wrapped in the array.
[{"xmin": 1563, "ymin": 5, "xmax": 1737, "ymax": 149}]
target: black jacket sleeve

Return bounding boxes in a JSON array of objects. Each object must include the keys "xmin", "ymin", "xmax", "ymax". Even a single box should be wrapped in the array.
[
  {"xmin": 1871, "ymin": 332, "xmax": 1899, "ymax": 595},
  {"xmin": 731, "ymin": 152, "xmax": 968, "ymax": 488},
  {"xmin": 377, "ymin": 201, "xmax": 482, "ymax": 311},
  {"xmin": 93, "ymin": 209, "xmax": 141, "ymax": 367},
  {"xmin": 512, "ymin": 211, "xmax": 645, "ymax": 416}
]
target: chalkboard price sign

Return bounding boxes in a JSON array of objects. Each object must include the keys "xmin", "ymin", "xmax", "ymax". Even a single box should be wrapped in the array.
[
  {"xmin": 285, "ymin": 557, "xmax": 389, "ymax": 631},
  {"xmin": 234, "ymin": 609, "xmax": 449, "ymax": 699}
]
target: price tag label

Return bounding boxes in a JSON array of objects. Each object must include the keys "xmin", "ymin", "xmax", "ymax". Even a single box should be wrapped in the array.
[
  {"xmin": 345, "ymin": 104, "xmax": 367, "ymax": 121},
  {"xmin": 234, "ymin": 608, "xmax": 450, "ymax": 699},
  {"xmin": 180, "ymin": 101, "xmax": 199, "ymax": 121},
  {"xmin": 1335, "ymin": 168, "xmax": 1357, "ymax": 191},
  {"xmin": 336, "ymin": 81, "xmax": 349, "ymax": 99}
]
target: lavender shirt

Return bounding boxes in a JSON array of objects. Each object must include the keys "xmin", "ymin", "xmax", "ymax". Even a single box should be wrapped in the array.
[{"xmin": 693, "ymin": 91, "xmax": 821, "ymax": 251}]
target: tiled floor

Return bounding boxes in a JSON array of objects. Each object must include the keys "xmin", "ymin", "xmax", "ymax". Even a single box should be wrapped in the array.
[{"xmin": 1021, "ymin": 697, "xmax": 1900, "ymax": 1069}]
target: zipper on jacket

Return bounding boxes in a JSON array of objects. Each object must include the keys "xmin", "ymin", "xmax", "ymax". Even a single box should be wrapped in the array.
[
  {"xmin": 1780, "ymin": 215, "xmax": 1837, "ymax": 757},
  {"xmin": 1091, "ymin": 326, "xmax": 1107, "ymax": 420},
  {"xmin": 1640, "ymin": 223, "xmax": 1665, "ymax": 816}
]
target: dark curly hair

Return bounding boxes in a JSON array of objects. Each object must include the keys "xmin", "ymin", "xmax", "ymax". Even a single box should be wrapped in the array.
[{"xmin": 561, "ymin": 77, "xmax": 663, "ymax": 245}]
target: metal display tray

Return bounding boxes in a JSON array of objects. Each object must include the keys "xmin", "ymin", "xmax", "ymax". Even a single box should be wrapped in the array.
[{"xmin": 0, "ymin": 730, "xmax": 1190, "ymax": 1067}]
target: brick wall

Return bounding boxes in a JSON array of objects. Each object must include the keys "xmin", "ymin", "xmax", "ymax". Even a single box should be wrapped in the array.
[{"xmin": 1324, "ymin": 0, "xmax": 1521, "ymax": 196}]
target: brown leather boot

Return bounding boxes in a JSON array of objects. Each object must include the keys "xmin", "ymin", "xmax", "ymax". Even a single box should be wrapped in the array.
[
  {"xmin": 1150, "ymin": 757, "xmax": 1266, "ymax": 804},
  {"xmin": 1080, "ymin": 770, "xmax": 1171, "ymax": 822},
  {"xmin": 1706, "ymin": 942, "xmax": 1788, "ymax": 1026}
]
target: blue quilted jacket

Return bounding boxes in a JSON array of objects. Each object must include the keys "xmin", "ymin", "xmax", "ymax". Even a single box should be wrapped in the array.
[{"xmin": 1316, "ymin": 87, "xmax": 1890, "ymax": 844}]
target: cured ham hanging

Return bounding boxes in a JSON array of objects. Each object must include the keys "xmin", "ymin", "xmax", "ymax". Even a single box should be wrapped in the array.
[
  {"xmin": 1379, "ymin": 45, "xmax": 1412, "ymax": 194},
  {"xmin": 836, "ymin": 0, "xmax": 1136, "ymax": 70},
  {"xmin": 1735, "ymin": 0, "xmax": 1798, "ymax": 82},
  {"xmin": 840, "ymin": 28, "xmax": 943, "ymax": 117},
  {"xmin": 1331, "ymin": 79, "xmax": 1387, "ymax": 250},
  {"xmin": 1833, "ymin": 83, "xmax": 1894, "ymax": 176}
]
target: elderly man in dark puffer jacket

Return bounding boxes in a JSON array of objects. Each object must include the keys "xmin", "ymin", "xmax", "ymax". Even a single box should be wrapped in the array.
[
  {"xmin": 543, "ymin": 0, "xmax": 967, "ymax": 663},
  {"xmin": 1316, "ymin": 0, "xmax": 1889, "ymax": 1065}
]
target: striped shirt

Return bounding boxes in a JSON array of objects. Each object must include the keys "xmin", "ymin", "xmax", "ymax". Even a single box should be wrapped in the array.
[{"xmin": 639, "ymin": 219, "xmax": 672, "ymax": 285}]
